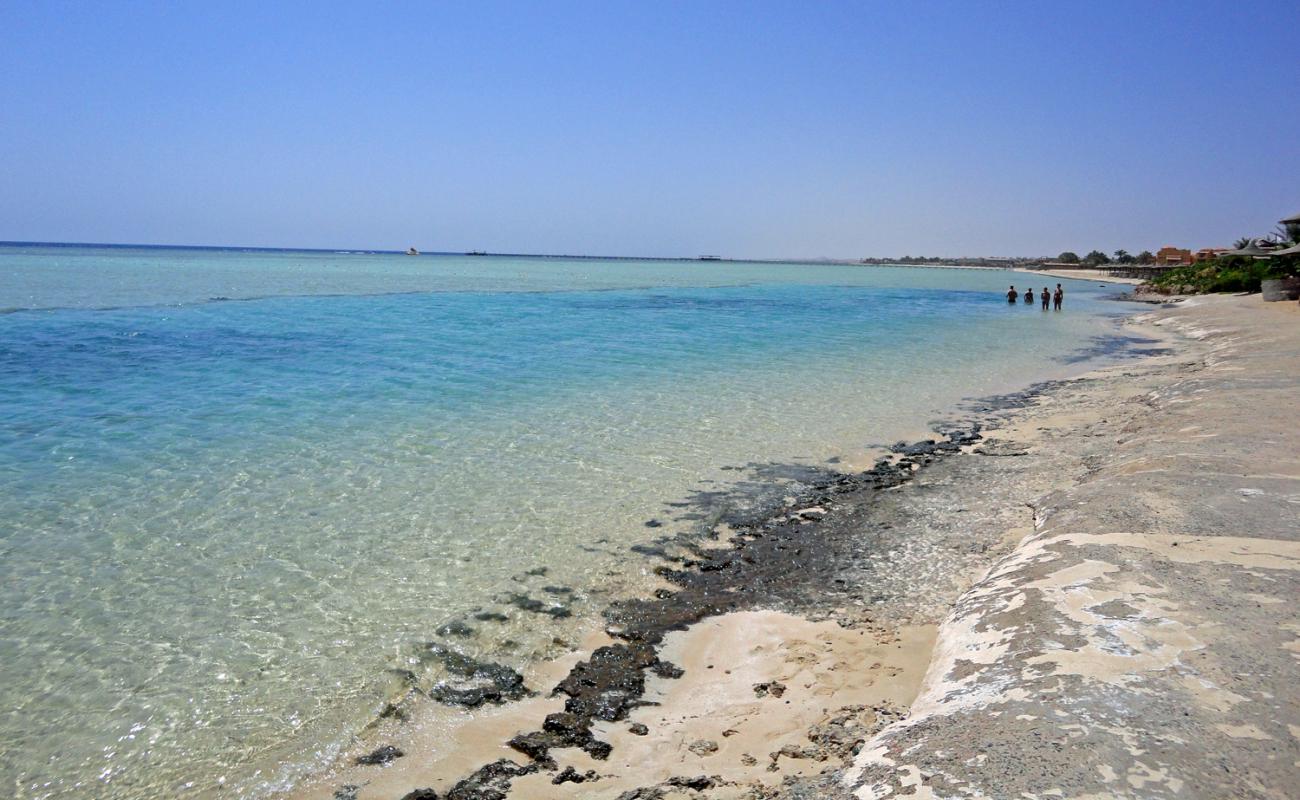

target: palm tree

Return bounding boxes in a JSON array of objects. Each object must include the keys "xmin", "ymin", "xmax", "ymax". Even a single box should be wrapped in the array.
[
  {"xmin": 1234, "ymin": 236, "xmax": 1253, "ymax": 249},
  {"xmin": 1269, "ymin": 224, "xmax": 1295, "ymax": 245}
]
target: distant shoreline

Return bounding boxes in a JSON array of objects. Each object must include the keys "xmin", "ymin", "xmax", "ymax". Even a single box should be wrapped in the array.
[
  {"xmin": 0, "ymin": 241, "xmax": 1125, "ymax": 276},
  {"xmin": 1013, "ymin": 265, "xmax": 1142, "ymax": 285}
]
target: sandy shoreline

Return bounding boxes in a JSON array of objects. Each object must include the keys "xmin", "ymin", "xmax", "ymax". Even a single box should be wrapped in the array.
[
  {"xmin": 851, "ymin": 262, "xmax": 1142, "ymax": 286},
  {"xmin": 282, "ymin": 293, "xmax": 1296, "ymax": 800},
  {"xmin": 847, "ymin": 294, "xmax": 1300, "ymax": 799},
  {"xmin": 1013, "ymin": 265, "xmax": 1143, "ymax": 285},
  {"xmin": 283, "ymin": 372, "xmax": 1084, "ymax": 799}
]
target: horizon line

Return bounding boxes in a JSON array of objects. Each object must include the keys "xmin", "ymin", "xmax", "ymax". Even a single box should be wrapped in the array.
[{"xmin": 0, "ymin": 239, "xmax": 1063, "ymax": 264}]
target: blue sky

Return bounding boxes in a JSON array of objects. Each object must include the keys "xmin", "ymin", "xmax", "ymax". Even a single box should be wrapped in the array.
[{"xmin": 2, "ymin": 1, "xmax": 1297, "ymax": 258}]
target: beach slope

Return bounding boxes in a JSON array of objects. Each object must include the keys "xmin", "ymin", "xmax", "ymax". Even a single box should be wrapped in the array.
[
  {"xmin": 292, "ymin": 295, "xmax": 1298, "ymax": 800},
  {"xmin": 847, "ymin": 294, "xmax": 1300, "ymax": 799}
]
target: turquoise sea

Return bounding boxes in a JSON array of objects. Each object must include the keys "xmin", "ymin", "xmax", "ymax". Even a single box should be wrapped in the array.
[{"xmin": 0, "ymin": 244, "xmax": 1132, "ymax": 798}]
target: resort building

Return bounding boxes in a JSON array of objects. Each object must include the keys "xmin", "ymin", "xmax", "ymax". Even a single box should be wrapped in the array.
[
  {"xmin": 1281, "ymin": 212, "xmax": 1300, "ymax": 242},
  {"xmin": 1154, "ymin": 246, "xmax": 1194, "ymax": 266},
  {"xmin": 1193, "ymin": 247, "xmax": 1230, "ymax": 263}
]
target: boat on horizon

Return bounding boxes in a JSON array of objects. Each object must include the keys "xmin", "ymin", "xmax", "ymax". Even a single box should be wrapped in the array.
[
  {"xmin": 466, "ymin": 250, "xmax": 488, "ymax": 256},
  {"xmin": 405, "ymin": 247, "xmax": 419, "ymax": 256}
]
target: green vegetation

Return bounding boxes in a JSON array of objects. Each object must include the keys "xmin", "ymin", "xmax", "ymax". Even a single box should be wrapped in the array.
[
  {"xmin": 1115, "ymin": 212, "xmax": 1300, "ymax": 295},
  {"xmin": 1057, "ymin": 251, "xmax": 1080, "ymax": 264},
  {"xmin": 1148, "ymin": 254, "xmax": 1298, "ymax": 294},
  {"xmin": 1083, "ymin": 250, "xmax": 1110, "ymax": 266}
]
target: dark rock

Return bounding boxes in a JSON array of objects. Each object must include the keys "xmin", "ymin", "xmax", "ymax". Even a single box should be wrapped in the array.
[
  {"xmin": 472, "ymin": 611, "xmax": 509, "ymax": 622},
  {"xmin": 753, "ymin": 681, "xmax": 786, "ymax": 698},
  {"xmin": 429, "ymin": 685, "xmax": 489, "ymax": 707},
  {"xmin": 455, "ymin": 657, "xmax": 526, "ymax": 697},
  {"xmin": 506, "ymin": 731, "xmax": 557, "ymax": 768},
  {"xmin": 666, "ymin": 775, "xmax": 716, "ymax": 790},
  {"xmin": 631, "ymin": 543, "xmax": 680, "ymax": 561},
  {"xmin": 423, "ymin": 643, "xmax": 529, "ymax": 708},
  {"xmin": 651, "ymin": 660, "xmax": 684, "ymax": 679},
  {"xmin": 506, "ymin": 594, "xmax": 572, "ymax": 618},
  {"xmin": 508, "ymin": 710, "xmax": 606, "ymax": 766},
  {"xmin": 421, "ymin": 642, "xmax": 480, "ymax": 675},
  {"xmin": 445, "ymin": 759, "xmax": 536, "ymax": 800},
  {"xmin": 946, "ymin": 429, "xmax": 983, "ymax": 444},
  {"xmin": 333, "ymin": 786, "xmax": 360, "ymax": 800},
  {"xmin": 615, "ymin": 789, "xmax": 665, "ymax": 800},
  {"xmin": 354, "ymin": 744, "xmax": 403, "ymax": 765},
  {"xmin": 555, "ymin": 643, "xmax": 662, "ymax": 721},
  {"xmin": 644, "ymin": 519, "xmax": 663, "ymax": 527},
  {"xmin": 436, "ymin": 620, "xmax": 476, "ymax": 638},
  {"xmin": 542, "ymin": 711, "xmax": 590, "ymax": 739},
  {"xmin": 890, "ymin": 439, "xmax": 938, "ymax": 456},
  {"xmin": 628, "ymin": 722, "xmax": 649, "ymax": 736},
  {"xmin": 542, "ymin": 585, "xmax": 573, "ymax": 595},
  {"xmin": 399, "ymin": 790, "xmax": 440, "ymax": 800},
  {"xmin": 552, "ymin": 765, "xmax": 587, "ymax": 784},
  {"xmin": 378, "ymin": 702, "xmax": 407, "ymax": 721},
  {"xmin": 524, "ymin": 567, "xmax": 548, "ymax": 576},
  {"xmin": 583, "ymin": 738, "xmax": 613, "ymax": 760}
]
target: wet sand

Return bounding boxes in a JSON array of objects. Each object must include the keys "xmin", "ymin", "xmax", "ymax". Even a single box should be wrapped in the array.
[{"xmin": 286, "ymin": 293, "xmax": 1296, "ymax": 800}]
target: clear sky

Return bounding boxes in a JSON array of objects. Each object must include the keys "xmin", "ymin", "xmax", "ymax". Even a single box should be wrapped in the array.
[{"xmin": 2, "ymin": 1, "xmax": 1297, "ymax": 258}]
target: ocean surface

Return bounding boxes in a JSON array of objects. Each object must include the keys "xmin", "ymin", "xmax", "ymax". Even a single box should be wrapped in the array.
[{"xmin": 0, "ymin": 244, "xmax": 1133, "ymax": 798}]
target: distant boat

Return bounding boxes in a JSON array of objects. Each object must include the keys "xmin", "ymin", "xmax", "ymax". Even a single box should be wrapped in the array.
[
  {"xmin": 697, "ymin": 255, "xmax": 722, "ymax": 261},
  {"xmin": 466, "ymin": 250, "xmax": 487, "ymax": 256},
  {"xmin": 406, "ymin": 247, "xmax": 419, "ymax": 256}
]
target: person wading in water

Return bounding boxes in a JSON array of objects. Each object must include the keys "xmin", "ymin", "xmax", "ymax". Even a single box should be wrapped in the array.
[
  {"xmin": 1053, "ymin": 284, "xmax": 1064, "ymax": 311},
  {"xmin": 1007, "ymin": 285, "xmax": 1018, "ymax": 304},
  {"xmin": 1040, "ymin": 287, "xmax": 1050, "ymax": 310}
]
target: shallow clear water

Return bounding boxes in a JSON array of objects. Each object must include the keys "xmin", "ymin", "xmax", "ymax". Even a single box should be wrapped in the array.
[{"xmin": 0, "ymin": 245, "xmax": 1127, "ymax": 798}]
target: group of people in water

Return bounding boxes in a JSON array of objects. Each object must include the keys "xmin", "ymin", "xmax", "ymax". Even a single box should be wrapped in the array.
[{"xmin": 1007, "ymin": 284, "xmax": 1064, "ymax": 311}]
